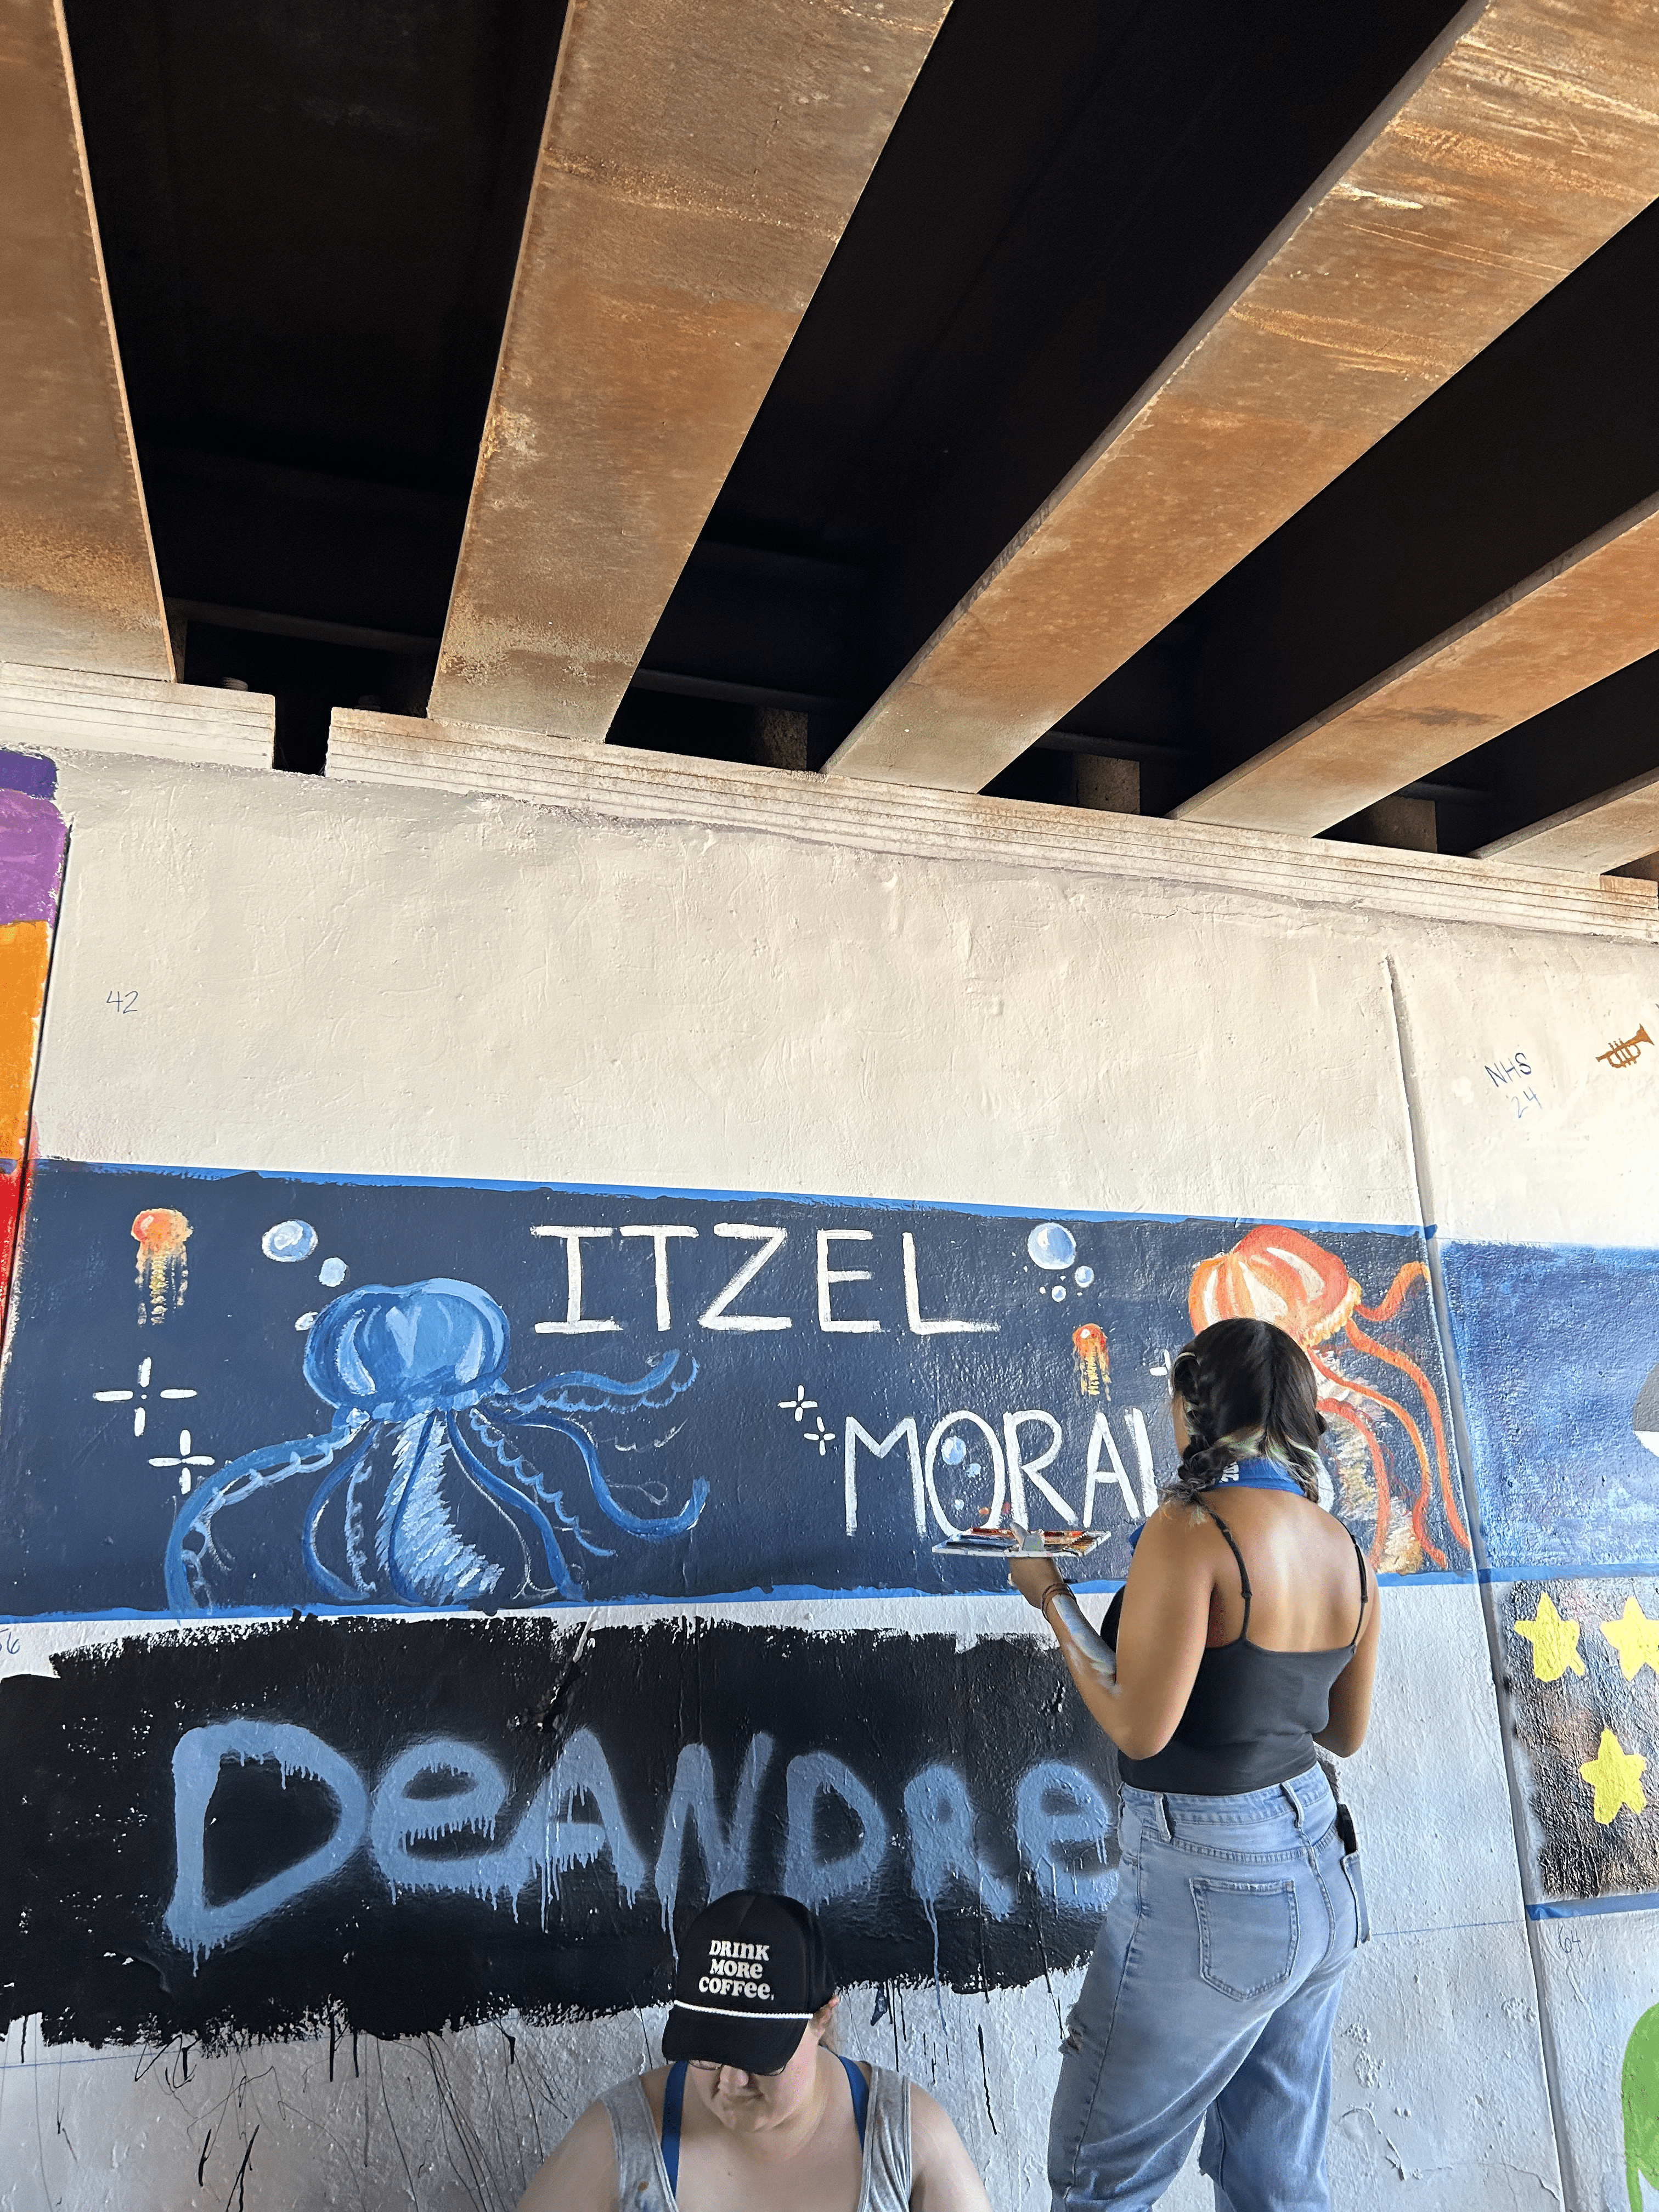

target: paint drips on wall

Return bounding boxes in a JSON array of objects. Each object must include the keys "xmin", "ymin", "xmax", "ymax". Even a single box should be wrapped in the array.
[
  {"xmin": 132, "ymin": 1208, "xmax": 190, "ymax": 1324},
  {"xmin": 0, "ymin": 1615, "xmax": 1116, "ymax": 2047}
]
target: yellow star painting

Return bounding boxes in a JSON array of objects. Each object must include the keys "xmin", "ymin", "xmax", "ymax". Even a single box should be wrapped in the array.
[
  {"xmin": 1579, "ymin": 1729, "xmax": 1648, "ymax": 1825},
  {"xmin": 1602, "ymin": 1598, "xmax": 1659, "ymax": 1683},
  {"xmin": 1513, "ymin": 1593, "xmax": 1585, "ymax": 1681}
]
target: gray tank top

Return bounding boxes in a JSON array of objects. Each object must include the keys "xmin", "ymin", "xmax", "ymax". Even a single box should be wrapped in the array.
[{"xmin": 601, "ymin": 2061, "xmax": 912, "ymax": 2212}]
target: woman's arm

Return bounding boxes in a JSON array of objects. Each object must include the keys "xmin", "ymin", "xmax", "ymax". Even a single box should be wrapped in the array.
[
  {"xmin": 1315, "ymin": 1578, "xmax": 1383, "ymax": 1756},
  {"xmin": 909, "ymin": 2084, "xmax": 994, "ymax": 2212},
  {"xmin": 516, "ymin": 2100, "xmax": 618, "ymax": 2212},
  {"xmin": 1011, "ymin": 1509, "xmax": 1213, "ymax": 1762}
]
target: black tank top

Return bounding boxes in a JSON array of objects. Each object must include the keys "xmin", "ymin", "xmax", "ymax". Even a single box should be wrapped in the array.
[{"xmin": 1102, "ymin": 1502, "xmax": 1368, "ymax": 1796}]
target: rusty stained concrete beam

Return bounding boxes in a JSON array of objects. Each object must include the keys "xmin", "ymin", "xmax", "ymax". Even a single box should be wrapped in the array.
[
  {"xmin": 0, "ymin": 0, "xmax": 172, "ymax": 679},
  {"xmin": 429, "ymin": 0, "xmax": 951, "ymax": 741},
  {"xmin": 824, "ymin": 0, "xmax": 1659, "ymax": 794},
  {"xmin": 1478, "ymin": 764, "xmax": 1659, "ymax": 873},
  {"xmin": 1177, "ymin": 488, "xmax": 1659, "ymax": 834}
]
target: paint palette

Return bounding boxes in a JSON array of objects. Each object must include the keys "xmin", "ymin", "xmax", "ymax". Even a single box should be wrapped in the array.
[{"xmin": 932, "ymin": 1526, "xmax": 1111, "ymax": 1557}]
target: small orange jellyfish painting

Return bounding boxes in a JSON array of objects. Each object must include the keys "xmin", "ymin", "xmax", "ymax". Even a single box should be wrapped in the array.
[
  {"xmin": 133, "ymin": 1208, "xmax": 191, "ymax": 1325},
  {"xmin": 1073, "ymin": 1323, "xmax": 1110, "ymax": 1398},
  {"xmin": 1189, "ymin": 1223, "xmax": 1468, "ymax": 1573}
]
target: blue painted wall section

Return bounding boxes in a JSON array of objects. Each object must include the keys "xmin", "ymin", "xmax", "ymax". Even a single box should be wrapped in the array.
[
  {"xmin": 0, "ymin": 1163, "xmax": 1468, "ymax": 1616},
  {"xmin": 1443, "ymin": 1244, "xmax": 1659, "ymax": 1575}
]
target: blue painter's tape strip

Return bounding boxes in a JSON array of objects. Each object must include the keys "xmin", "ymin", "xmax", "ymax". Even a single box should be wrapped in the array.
[
  {"xmin": 1526, "ymin": 1891, "xmax": 1659, "ymax": 1922},
  {"xmin": 42, "ymin": 1155, "xmax": 1431, "ymax": 1239},
  {"xmin": 0, "ymin": 1586, "xmax": 945, "ymax": 1625},
  {"xmin": 0, "ymin": 1570, "xmax": 1497, "ymax": 1627},
  {"xmin": 1479, "ymin": 1562, "xmax": 1659, "ymax": 1585}
]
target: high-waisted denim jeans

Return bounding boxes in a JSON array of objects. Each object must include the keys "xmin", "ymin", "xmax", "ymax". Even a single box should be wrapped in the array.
[{"xmin": 1048, "ymin": 1764, "xmax": 1368, "ymax": 2211}]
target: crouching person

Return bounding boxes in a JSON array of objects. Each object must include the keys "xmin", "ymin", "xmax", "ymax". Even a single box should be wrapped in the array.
[{"xmin": 518, "ymin": 1891, "xmax": 994, "ymax": 2211}]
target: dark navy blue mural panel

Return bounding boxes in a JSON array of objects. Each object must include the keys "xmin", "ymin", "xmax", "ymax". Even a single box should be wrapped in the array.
[
  {"xmin": 1442, "ymin": 1242, "xmax": 1659, "ymax": 1574},
  {"xmin": 0, "ymin": 1162, "xmax": 1467, "ymax": 1616},
  {"xmin": 1497, "ymin": 1576, "xmax": 1659, "ymax": 1914},
  {"xmin": 1, "ymin": 1616, "xmax": 1119, "ymax": 2046}
]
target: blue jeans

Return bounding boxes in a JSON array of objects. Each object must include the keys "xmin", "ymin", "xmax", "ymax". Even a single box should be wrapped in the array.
[{"xmin": 1048, "ymin": 1765, "xmax": 1367, "ymax": 2211}]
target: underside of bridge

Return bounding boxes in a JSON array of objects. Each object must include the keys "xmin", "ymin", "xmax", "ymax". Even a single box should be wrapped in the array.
[{"xmin": 9, "ymin": 0, "xmax": 1659, "ymax": 868}]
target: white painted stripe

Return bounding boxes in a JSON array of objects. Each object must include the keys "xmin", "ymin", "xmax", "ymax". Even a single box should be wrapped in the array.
[{"xmin": 669, "ymin": 2001, "xmax": 812, "ymax": 2019}]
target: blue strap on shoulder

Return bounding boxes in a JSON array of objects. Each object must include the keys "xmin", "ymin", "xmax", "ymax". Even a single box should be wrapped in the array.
[
  {"xmin": 840, "ymin": 2052, "xmax": 869, "ymax": 2147},
  {"xmin": 662, "ymin": 2060, "xmax": 687, "ymax": 2194}
]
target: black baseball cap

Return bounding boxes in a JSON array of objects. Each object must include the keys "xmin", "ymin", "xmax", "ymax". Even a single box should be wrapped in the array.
[{"xmin": 661, "ymin": 1892, "xmax": 836, "ymax": 2074}]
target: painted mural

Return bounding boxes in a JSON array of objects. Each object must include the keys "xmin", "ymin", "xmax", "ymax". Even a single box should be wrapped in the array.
[
  {"xmin": 1444, "ymin": 1243, "xmax": 1659, "ymax": 1575},
  {"xmin": 0, "ymin": 1616, "xmax": 1118, "ymax": 2045},
  {"xmin": 1502, "ymin": 1578, "xmax": 1659, "ymax": 1914},
  {"xmin": 0, "ymin": 1166, "xmax": 1469, "ymax": 1618},
  {"xmin": 1628, "ymin": 2004, "xmax": 1659, "ymax": 2212},
  {"xmin": 0, "ymin": 752, "xmax": 66, "ymax": 1329}
]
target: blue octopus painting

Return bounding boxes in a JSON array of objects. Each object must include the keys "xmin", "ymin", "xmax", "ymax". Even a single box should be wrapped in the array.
[{"xmin": 163, "ymin": 1279, "xmax": 705, "ymax": 1612}]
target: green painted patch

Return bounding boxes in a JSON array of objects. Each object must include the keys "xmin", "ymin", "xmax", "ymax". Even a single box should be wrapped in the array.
[{"xmin": 1626, "ymin": 2004, "xmax": 1659, "ymax": 2212}]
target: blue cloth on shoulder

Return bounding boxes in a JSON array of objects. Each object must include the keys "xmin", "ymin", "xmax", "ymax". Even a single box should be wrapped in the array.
[{"xmin": 1125, "ymin": 1455, "xmax": 1306, "ymax": 1555}]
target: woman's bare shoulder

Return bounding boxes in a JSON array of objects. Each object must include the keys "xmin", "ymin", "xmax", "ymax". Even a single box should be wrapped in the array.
[
  {"xmin": 516, "ymin": 2092, "xmax": 620, "ymax": 2212},
  {"xmin": 1132, "ymin": 1498, "xmax": 1210, "ymax": 1547},
  {"xmin": 1126, "ymin": 1498, "xmax": 1222, "ymax": 1568},
  {"xmin": 906, "ymin": 2083, "xmax": 993, "ymax": 2212}
]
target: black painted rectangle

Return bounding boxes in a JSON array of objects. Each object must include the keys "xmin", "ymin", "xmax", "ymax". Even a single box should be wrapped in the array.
[{"xmin": 1, "ymin": 1616, "xmax": 1118, "ymax": 2047}]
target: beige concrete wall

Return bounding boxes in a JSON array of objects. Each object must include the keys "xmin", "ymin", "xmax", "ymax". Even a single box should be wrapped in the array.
[{"xmin": 4, "ymin": 742, "xmax": 1658, "ymax": 2207}]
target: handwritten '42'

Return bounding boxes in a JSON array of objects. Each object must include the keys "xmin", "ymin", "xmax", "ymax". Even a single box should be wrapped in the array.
[{"xmin": 106, "ymin": 989, "xmax": 138, "ymax": 1014}]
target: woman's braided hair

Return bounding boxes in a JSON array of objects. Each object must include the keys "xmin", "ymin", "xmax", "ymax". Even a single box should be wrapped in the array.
[{"xmin": 1164, "ymin": 1318, "xmax": 1326, "ymax": 1506}]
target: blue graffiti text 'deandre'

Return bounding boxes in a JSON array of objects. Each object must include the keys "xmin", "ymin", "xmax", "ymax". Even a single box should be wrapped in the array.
[{"xmin": 163, "ymin": 1279, "xmax": 704, "ymax": 1611}]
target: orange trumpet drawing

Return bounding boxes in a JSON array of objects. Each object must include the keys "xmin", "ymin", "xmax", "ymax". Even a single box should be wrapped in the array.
[
  {"xmin": 1073, "ymin": 1323, "xmax": 1110, "ymax": 1398},
  {"xmin": 133, "ymin": 1208, "xmax": 191, "ymax": 1325},
  {"xmin": 1188, "ymin": 1224, "xmax": 1466, "ymax": 1570}
]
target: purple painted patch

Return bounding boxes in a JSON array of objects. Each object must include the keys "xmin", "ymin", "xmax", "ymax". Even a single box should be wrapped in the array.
[
  {"xmin": 0, "ymin": 751, "xmax": 57, "ymax": 801},
  {"xmin": 0, "ymin": 788, "xmax": 67, "ymax": 924}
]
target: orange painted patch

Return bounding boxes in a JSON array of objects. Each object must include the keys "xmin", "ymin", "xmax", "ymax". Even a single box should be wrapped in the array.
[{"xmin": 0, "ymin": 921, "xmax": 51, "ymax": 1163}]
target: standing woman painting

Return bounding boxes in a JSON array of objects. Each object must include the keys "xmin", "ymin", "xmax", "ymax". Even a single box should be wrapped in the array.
[{"xmin": 1011, "ymin": 1318, "xmax": 1383, "ymax": 2211}]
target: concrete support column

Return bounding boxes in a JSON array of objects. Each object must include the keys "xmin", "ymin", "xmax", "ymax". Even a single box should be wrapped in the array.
[
  {"xmin": 1347, "ymin": 794, "xmax": 1438, "ymax": 853},
  {"xmin": 753, "ymin": 707, "xmax": 810, "ymax": 773},
  {"xmin": 1074, "ymin": 755, "xmax": 1139, "ymax": 815}
]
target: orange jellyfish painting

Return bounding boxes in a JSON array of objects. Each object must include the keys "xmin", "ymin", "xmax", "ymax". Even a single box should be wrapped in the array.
[
  {"xmin": 1188, "ymin": 1224, "xmax": 1468, "ymax": 1571},
  {"xmin": 1073, "ymin": 1323, "xmax": 1110, "ymax": 1398},
  {"xmin": 133, "ymin": 1208, "xmax": 191, "ymax": 1325}
]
